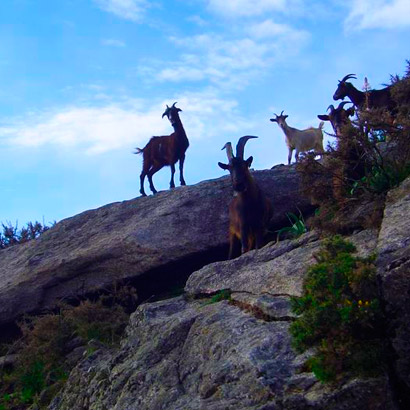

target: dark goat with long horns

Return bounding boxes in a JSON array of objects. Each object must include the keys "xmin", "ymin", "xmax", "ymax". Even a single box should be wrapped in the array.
[
  {"xmin": 318, "ymin": 101, "xmax": 355, "ymax": 137},
  {"xmin": 333, "ymin": 74, "xmax": 396, "ymax": 113},
  {"xmin": 135, "ymin": 103, "xmax": 189, "ymax": 196},
  {"xmin": 218, "ymin": 136, "xmax": 272, "ymax": 259}
]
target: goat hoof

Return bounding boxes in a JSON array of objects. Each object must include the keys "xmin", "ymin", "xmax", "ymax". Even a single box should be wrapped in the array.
[{"xmin": 181, "ymin": 181, "xmax": 186, "ymax": 186}]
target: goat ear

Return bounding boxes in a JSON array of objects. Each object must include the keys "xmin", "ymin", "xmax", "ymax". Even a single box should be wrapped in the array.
[
  {"xmin": 284, "ymin": 115, "xmax": 288, "ymax": 120},
  {"xmin": 270, "ymin": 118, "xmax": 277, "ymax": 122},
  {"xmin": 246, "ymin": 156, "xmax": 253, "ymax": 168},
  {"xmin": 318, "ymin": 115, "xmax": 329, "ymax": 121},
  {"xmin": 177, "ymin": 108, "xmax": 182, "ymax": 112},
  {"xmin": 218, "ymin": 162, "xmax": 230, "ymax": 170}
]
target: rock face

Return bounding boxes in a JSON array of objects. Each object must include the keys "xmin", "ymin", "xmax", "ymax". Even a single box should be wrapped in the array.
[
  {"xmin": 377, "ymin": 177, "xmax": 410, "ymax": 404},
  {"xmin": 4, "ymin": 169, "xmax": 410, "ymax": 409},
  {"xmin": 49, "ymin": 228, "xmax": 395, "ymax": 410},
  {"xmin": 49, "ymin": 298, "xmax": 394, "ymax": 410},
  {"xmin": 0, "ymin": 167, "xmax": 312, "ymax": 328},
  {"xmin": 186, "ymin": 229, "xmax": 379, "ymax": 319}
]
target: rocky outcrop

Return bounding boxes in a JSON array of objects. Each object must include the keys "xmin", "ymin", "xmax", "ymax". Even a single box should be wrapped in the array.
[
  {"xmin": 0, "ymin": 166, "xmax": 312, "ymax": 328},
  {"xmin": 4, "ymin": 168, "xmax": 410, "ymax": 409},
  {"xmin": 49, "ymin": 297, "xmax": 394, "ymax": 410},
  {"xmin": 49, "ymin": 228, "xmax": 396, "ymax": 410},
  {"xmin": 377, "ymin": 177, "xmax": 410, "ymax": 405},
  {"xmin": 186, "ymin": 229, "xmax": 379, "ymax": 319}
]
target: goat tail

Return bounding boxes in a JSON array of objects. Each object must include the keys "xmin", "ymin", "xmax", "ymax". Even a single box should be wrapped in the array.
[
  {"xmin": 318, "ymin": 121, "xmax": 325, "ymax": 130},
  {"xmin": 134, "ymin": 147, "xmax": 144, "ymax": 155}
]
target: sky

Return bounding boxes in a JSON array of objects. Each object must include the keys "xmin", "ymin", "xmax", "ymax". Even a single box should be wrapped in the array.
[{"xmin": 0, "ymin": 0, "xmax": 409, "ymax": 225}]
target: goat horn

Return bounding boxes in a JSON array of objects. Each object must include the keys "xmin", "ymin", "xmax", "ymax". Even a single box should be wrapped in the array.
[
  {"xmin": 280, "ymin": 110, "xmax": 284, "ymax": 116},
  {"xmin": 236, "ymin": 135, "xmax": 258, "ymax": 159},
  {"xmin": 221, "ymin": 142, "xmax": 234, "ymax": 161},
  {"xmin": 172, "ymin": 102, "xmax": 177, "ymax": 107},
  {"xmin": 340, "ymin": 73, "xmax": 356, "ymax": 83},
  {"xmin": 327, "ymin": 104, "xmax": 335, "ymax": 112},
  {"xmin": 337, "ymin": 101, "xmax": 352, "ymax": 110}
]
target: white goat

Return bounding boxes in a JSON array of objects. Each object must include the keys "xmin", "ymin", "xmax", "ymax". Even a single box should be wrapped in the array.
[{"xmin": 270, "ymin": 111, "xmax": 324, "ymax": 165}]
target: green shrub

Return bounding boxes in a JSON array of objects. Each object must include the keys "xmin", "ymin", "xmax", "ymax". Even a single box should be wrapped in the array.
[
  {"xmin": 0, "ymin": 286, "xmax": 136, "ymax": 409},
  {"xmin": 290, "ymin": 236, "xmax": 385, "ymax": 382},
  {"xmin": 275, "ymin": 210, "xmax": 307, "ymax": 241},
  {"xmin": 203, "ymin": 289, "xmax": 232, "ymax": 305},
  {"xmin": 0, "ymin": 220, "xmax": 53, "ymax": 249}
]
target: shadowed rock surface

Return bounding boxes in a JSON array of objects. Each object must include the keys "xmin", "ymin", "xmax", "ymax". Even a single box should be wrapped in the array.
[
  {"xmin": 49, "ymin": 297, "xmax": 394, "ymax": 410},
  {"xmin": 3, "ymin": 172, "xmax": 410, "ymax": 409},
  {"xmin": 377, "ymin": 177, "xmax": 410, "ymax": 406},
  {"xmin": 48, "ymin": 224, "xmax": 396, "ymax": 410},
  {"xmin": 0, "ymin": 167, "xmax": 312, "ymax": 328}
]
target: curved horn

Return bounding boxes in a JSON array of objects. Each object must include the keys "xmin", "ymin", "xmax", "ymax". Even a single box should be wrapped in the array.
[
  {"xmin": 221, "ymin": 142, "xmax": 234, "ymax": 161},
  {"xmin": 327, "ymin": 104, "xmax": 335, "ymax": 112},
  {"xmin": 339, "ymin": 73, "xmax": 356, "ymax": 83},
  {"xmin": 280, "ymin": 110, "xmax": 284, "ymax": 116},
  {"xmin": 337, "ymin": 101, "xmax": 352, "ymax": 110},
  {"xmin": 162, "ymin": 104, "xmax": 170, "ymax": 118},
  {"xmin": 236, "ymin": 135, "xmax": 258, "ymax": 159},
  {"xmin": 172, "ymin": 102, "xmax": 177, "ymax": 107}
]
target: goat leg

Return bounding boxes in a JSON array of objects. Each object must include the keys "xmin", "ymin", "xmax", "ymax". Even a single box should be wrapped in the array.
[
  {"xmin": 179, "ymin": 155, "xmax": 186, "ymax": 186},
  {"xmin": 140, "ymin": 172, "xmax": 147, "ymax": 197},
  {"xmin": 240, "ymin": 227, "xmax": 250, "ymax": 254},
  {"xmin": 170, "ymin": 164, "xmax": 176, "ymax": 189},
  {"xmin": 228, "ymin": 233, "xmax": 241, "ymax": 260},
  {"xmin": 147, "ymin": 165, "xmax": 161, "ymax": 194},
  {"xmin": 288, "ymin": 148, "xmax": 293, "ymax": 165},
  {"xmin": 255, "ymin": 230, "xmax": 264, "ymax": 249}
]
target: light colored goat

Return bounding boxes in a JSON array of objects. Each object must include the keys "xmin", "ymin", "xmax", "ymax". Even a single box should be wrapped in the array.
[{"xmin": 270, "ymin": 111, "xmax": 324, "ymax": 164}]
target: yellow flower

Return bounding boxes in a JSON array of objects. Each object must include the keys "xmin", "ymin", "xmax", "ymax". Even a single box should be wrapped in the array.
[{"xmin": 358, "ymin": 300, "xmax": 363, "ymax": 305}]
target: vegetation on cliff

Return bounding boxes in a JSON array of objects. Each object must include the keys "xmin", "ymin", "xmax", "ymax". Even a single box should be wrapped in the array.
[
  {"xmin": 290, "ymin": 236, "xmax": 384, "ymax": 382},
  {"xmin": 0, "ymin": 287, "xmax": 137, "ymax": 410}
]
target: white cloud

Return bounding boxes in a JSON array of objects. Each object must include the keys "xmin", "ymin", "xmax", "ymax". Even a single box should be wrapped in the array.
[
  {"xmin": 102, "ymin": 38, "xmax": 126, "ymax": 47},
  {"xmin": 0, "ymin": 92, "xmax": 249, "ymax": 154},
  {"xmin": 248, "ymin": 19, "xmax": 309, "ymax": 41},
  {"xmin": 206, "ymin": 0, "xmax": 305, "ymax": 17},
  {"xmin": 207, "ymin": 0, "xmax": 285, "ymax": 17},
  {"xmin": 0, "ymin": 103, "xmax": 165, "ymax": 155},
  {"xmin": 93, "ymin": 0, "xmax": 148, "ymax": 22},
  {"xmin": 345, "ymin": 0, "xmax": 410, "ymax": 30},
  {"xmin": 148, "ymin": 23, "xmax": 309, "ymax": 89},
  {"xmin": 187, "ymin": 15, "xmax": 208, "ymax": 27}
]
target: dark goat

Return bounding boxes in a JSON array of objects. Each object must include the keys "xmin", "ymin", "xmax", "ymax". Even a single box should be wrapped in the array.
[
  {"xmin": 135, "ymin": 103, "xmax": 189, "ymax": 196},
  {"xmin": 218, "ymin": 136, "xmax": 272, "ymax": 259},
  {"xmin": 318, "ymin": 101, "xmax": 355, "ymax": 137},
  {"xmin": 333, "ymin": 73, "xmax": 395, "ymax": 113},
  {"xmin": 319, "ymin": 102, "xmax": 365, "ymax": 201}
]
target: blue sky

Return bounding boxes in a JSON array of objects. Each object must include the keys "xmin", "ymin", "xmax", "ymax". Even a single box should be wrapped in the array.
[{"xmin": 0, "ymin": 0, "xmax": 409, "ymax": 225}]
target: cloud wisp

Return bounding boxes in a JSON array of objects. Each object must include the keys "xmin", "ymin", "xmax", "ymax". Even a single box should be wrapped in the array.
[
  {"xmin": 345, "ymin": 0, "xmax": 410, "ymax": 30},
  {"xmin": 206, "ymin": 0, "xmax": 293, "ymax": 18},
  {"xmin": 0, "ymin": 92, "xmax": 250, "ymax": 155},
  {"xmin": 93, "ymin": 0, "xmax": 149, "ymax": 22},
  {"xmin": 144, "ymin": 21, "xmax": 309, "ymax": 90},
  {"xmin": 101, "ymin": 38, "xmax": 126, "ymax": 47}
]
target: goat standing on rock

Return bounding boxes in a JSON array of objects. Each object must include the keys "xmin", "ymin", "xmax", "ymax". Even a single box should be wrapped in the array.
[
  {"xmin": 270, "ymin": 111, "xmax": 324, "ymax": 164},
  {"xmin": 135, "ymin": 103, "xmax": 189, "ymax": 196},
  {"xmin": 218, "ymin": 136, "xmax": 272, "ymax": 259},
  {"xmin": 333, "ymin": 73, "xmax": 396, "ymax": 113}
]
